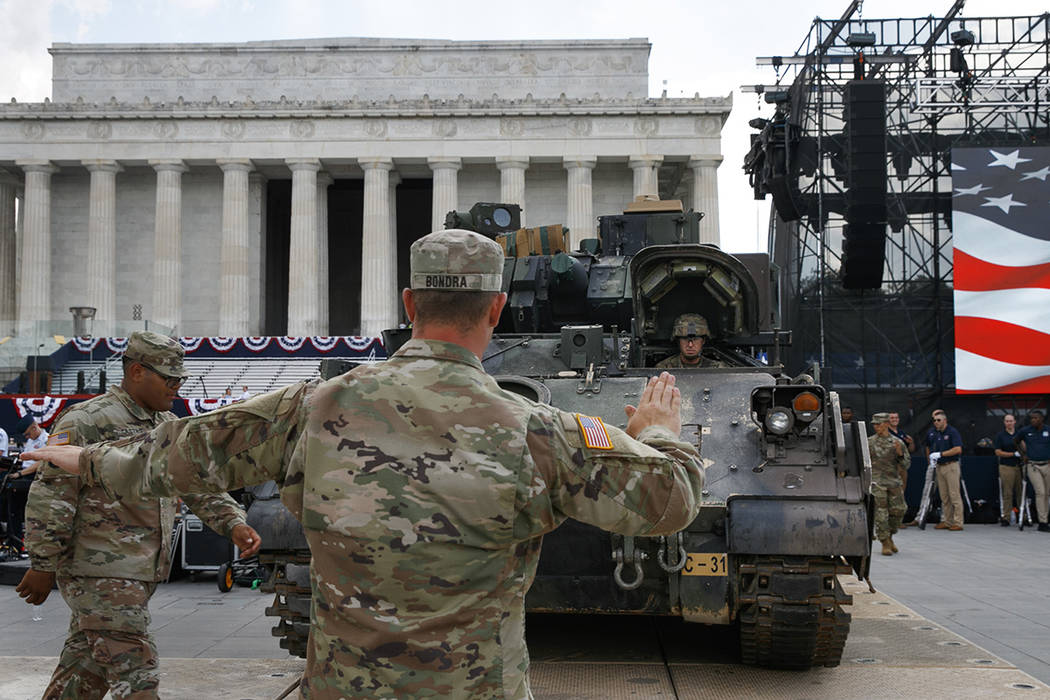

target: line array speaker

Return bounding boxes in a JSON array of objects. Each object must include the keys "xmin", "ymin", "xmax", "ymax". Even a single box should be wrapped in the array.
[{"xmin": 842, "ymin": 79, "xmax": 888, "ymax": 289}]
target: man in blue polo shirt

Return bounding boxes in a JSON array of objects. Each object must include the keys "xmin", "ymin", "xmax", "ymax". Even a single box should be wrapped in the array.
[
  {"xmin": 1017, "ymin": 410, "xmax": 1050, "ymax": 532},
  {"xmin": 925, "ymin": 409, "xmax": 964, "ymax": 531},
  {"xmin": 994, "ymin": 414, "xmax": 1023, "ymax": 526}
]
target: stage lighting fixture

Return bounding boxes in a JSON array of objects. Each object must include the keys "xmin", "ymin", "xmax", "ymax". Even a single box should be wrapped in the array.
[
  {"xmin": 950, "ymin": 29, "xmax": 975, "ymax": 47},
  {"xmin": 846, "ymin": 32, "xmax": 876, "ymax": 48},
  {"xmin": 749, "ymin": 117, "xmax": 770, "ymax": 130},
  {"xmin": 764, "ymin": 91, "xmax": 789, "ymax": 104}
]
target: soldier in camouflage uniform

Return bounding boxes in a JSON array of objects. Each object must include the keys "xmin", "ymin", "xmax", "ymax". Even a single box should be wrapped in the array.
[
  {"xmin": 655, "ymin": 313, "xmax": 726, "ymax": 368},
  {"xmin": 15, "ymin": 331, "xmax": 259, "ymax": 700},
  {"xmin": 26, "ymin": 229, "xmax": 706, "ymax": 700},
  {"xmin": 868, "ymin": 412, "xmax": 909, "ymax": 556}
]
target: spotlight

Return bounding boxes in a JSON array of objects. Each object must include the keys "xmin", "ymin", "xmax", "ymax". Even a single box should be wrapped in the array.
[
  {"xmin": 749, "ymin": 117, "xmax": 770, "ymax": 130},
  {"xmin": 950, "ymin": 29, "xmax": 975, "ymax": 47},
  {"xmin": 846, "ymin": 32, "xmax": 876, "ymax": 48},
  {"xmin": 764, "ymin": 91, "xmax": 790, "ymax": 104}
]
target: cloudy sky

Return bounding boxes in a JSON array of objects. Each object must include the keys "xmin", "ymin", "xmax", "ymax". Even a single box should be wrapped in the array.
[{"xmin": 0, "ymin": 0, "xmax": 1044, "ymax": 252}]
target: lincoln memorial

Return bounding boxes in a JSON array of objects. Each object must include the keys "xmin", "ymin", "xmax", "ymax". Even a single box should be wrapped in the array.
[{"xmin": 0, "ymin": 37, "xmax": 731, "ymax": 337}]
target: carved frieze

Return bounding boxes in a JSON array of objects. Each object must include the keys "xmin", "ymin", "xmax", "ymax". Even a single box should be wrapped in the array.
[
  {"xmin": 221, "ymin": 120, "xmax": 245, "ymax": 139},
  {"xmin": 432, "ymin": 118, "xmax": 457, "ymax": 138},
  {"xmin": 154, "ymin": 122, "xmax": 178, "ymax": 139},
  {"xmin": 362, "ymin": 118, "xmax": 386, "ymax": 137},
  {"xmin": 695, "ymin": 116, "xmax": 722, "ymax": 135},
  {"xmin": 290, "ymin": 120, "xmax": 315, "ymax": 138},
  {"xmin": 499, "ymin": 117, "xmax": 524, "ymax": 136},
  {"xmin": 22, "ymin": 123, "xmax": 44, "ymax": 140},
  {"xmin": 568, "ymin": 117, "xmax": 592, "ymax": 136},
  {"xmin": 634, "ymin": 117, "xmax": 657, "ymax": 136},
  {"xmin": 87, "ymin": 121, "xmax": 112, "ymax": 139}
]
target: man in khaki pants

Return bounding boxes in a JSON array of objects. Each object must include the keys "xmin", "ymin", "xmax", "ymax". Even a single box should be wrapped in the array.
[
  {"xmin": 1017, "ymin": 410, "xmax": 1050, "ymax": 532},
  {"xmin": 924, "ymin": 409, "xmax": 964, "ymax": 531}
]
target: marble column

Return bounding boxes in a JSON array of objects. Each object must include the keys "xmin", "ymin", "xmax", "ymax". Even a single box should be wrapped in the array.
[
  {"xmin": 150, "ymin": 160, "xmax": 187, "ymax": 334},
  {"xmin": 83, "ymin": 160, "xmax": 121, "ymax": 328},
  {"xmin": 564, "ymin": 157, "xmax": 597, "ymax": 250},
  {"xmin": 0, "ymin": 174, "xmax": 19, "ymax": 331},
  {"xmin": 286, "ymin": 158, "xmax": 321, "ymax": 337},
  {"xmin": 316, "ymin": 172, "xmax": 332, "ymax": 335},
  {"xmin": 217, "ymin": 159, "xmax": 253, "ymax": 336},
  {"xmin": 249, "ymin": 173, "xmax": 267, "ymax": 335},
  {"xmin": 360, "ymin": 157, "xmax": 396, "ymax": 337},
  {"xmin": 428, "ymin": 157, "xmax": 461, "ymax": 232},
  {"xmin": 15, "ymin": 160, "xmax": 57, "ymax": 334},
  {"xmin": 388, "ymin": 171, "xmax": 401, "ymax": 309},
  {"xmin": 497, "ymin": 157, "xmax": 529, "ymax": 227},
  {"xmin": 690, "ymin": 155, "xmax": 723, "ymax": 245},
  {"xmin": 629, "ymin": 155, "xmax": 663, "ymax": 199}
]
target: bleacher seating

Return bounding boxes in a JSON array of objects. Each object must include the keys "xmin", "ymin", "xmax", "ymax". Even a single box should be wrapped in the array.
[{"xmin": 51, "ymin": 358, "xmax": 329, "ymax": 398}]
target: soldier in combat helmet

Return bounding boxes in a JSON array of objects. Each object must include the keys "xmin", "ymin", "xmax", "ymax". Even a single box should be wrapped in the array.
[
  {"xmin": 655, "ymin": 313, "xmax": 726, "ymax": 369},
  {"xmin": 868, "ymin": 412, "xmax": 909, "ymax": 556},
  {"xmin": 16, "ymin": 331, "xmax": 259, "ymax": 700},
  {"xmin": 24, "ymin": 229, "xmax": 705, "ymax": 700}
]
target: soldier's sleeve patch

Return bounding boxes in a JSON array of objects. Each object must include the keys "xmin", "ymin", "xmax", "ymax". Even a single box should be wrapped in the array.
[
  {"xmin": 575, "ymin": 414, "xmax": 613, "ymax": 450},
  {"xmin": 47, "ymin": 431, "xmax": 70, "ymax": 446}
]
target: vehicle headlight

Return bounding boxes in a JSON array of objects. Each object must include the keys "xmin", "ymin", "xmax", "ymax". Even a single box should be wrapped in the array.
[{"xmin": 764, "ymin": 407, "xmax": 795, "ymax": 435}]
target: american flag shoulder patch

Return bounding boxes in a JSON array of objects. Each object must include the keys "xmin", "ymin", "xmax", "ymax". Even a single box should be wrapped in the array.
[
  {"xmin": 575, "ymin": 413, "xmax": 613, "ymax": 450},
  {"xmin": 48, "ymin": 431, "xmax": 70, "ymax": 446}
]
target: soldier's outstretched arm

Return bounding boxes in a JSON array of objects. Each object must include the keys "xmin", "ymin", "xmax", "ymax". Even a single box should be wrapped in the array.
[
  {"xmin": 525, "ymin": 373, "xmax": 704, "ymax": 538},
  {"xmin": 24, "ymin": 383, "xmax": 314, "ymax": 502}
]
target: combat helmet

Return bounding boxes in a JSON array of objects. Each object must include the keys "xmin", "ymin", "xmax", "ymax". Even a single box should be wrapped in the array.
[{"xmin": 671, "ymin": 313, "xmax": 710, "ymax": 340}]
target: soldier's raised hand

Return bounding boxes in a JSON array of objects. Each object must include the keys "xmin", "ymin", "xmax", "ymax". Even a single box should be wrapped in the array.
[
  {"xmin": 20, "ymin": 445, "xmax": 83, "ymax": 475},
  {"xmin": 625, "ymin": 372, "xmax": 682, "ymax": 438}
]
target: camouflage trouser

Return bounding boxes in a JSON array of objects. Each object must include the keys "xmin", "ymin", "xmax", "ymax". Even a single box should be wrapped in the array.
[
  {"xmin": 44, "ymin": 576, "xmax": 159, "ymax": 700},
  {"xmin": 872, "ymin": 482, "xmax": 906, "ymax": 542}
]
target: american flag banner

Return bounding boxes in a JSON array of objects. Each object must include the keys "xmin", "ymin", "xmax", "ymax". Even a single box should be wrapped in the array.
[
  {"xmin": 575, "ymin": 413, "xmax": 614, "ymax": 450},
  {"xmin": 953, "ymin": 146, "xmax": 1050, "ymax": 393}
]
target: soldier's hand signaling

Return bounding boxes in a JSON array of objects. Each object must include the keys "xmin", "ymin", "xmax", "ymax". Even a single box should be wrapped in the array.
[
  {"xmin": 624, "ymin": 372, "xmax": 682, "ymax": 438},
  {"xmin": 231, "ymin": 523, "xmax": 262, "ymax": 557},
  {"xmin": 19, "ymin": 445, "xmax": 82, "ymax": 474},
  {"xmin": 15, "ymin": 569, "xmax": 55, "ymax": 605}
]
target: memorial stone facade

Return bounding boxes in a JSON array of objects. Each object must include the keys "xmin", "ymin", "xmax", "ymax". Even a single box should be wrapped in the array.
[{"xmin": 0, "ymin": 37, "xmax": 730, "ymax": 337}]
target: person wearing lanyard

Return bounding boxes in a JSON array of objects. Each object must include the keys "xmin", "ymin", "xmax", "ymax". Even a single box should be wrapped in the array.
[
  {"xmin": 1016, "ymin": 410, "xmax": 1050, "ymax": 532},
  {"xmin": 925, "ymin": 409, "xmax": 964, "ymax": 531},
  {"xmin": 994, "ymin": 414, "xmax": 1023, "ymax": 527}
]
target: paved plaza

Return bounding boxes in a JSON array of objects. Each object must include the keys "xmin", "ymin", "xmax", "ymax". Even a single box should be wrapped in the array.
[{"xmin": 0, "ymin": 523, "xmax": 1047, "ymax": 698}]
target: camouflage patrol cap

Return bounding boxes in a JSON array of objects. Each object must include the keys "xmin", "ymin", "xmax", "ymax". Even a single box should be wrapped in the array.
[
  {"xmin": 871, "ymin": 412, "xmax": 891, "ymax": 424},
  {"xmin": 672, "ymin": 314, "xmax": 710, "ymax": 339},
  {"xmin": 410, "ymin": 229, "xmax": 504, "ymax": 292},
  {"xmin": 123, "ymin": 331, "xmax": 188, "ymax": 379}
]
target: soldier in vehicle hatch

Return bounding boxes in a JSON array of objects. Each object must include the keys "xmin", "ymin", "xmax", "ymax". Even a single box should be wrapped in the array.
[
  {"xmin": 655, "ymin": 313, "xmax": 727, "ymax": 369},
  {"xmin": 24, "ymin": 229, "xmax": 705, "ymax": 700}
]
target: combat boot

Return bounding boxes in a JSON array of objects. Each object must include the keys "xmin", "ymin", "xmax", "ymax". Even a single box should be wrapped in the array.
[
  {"xmin": 880, "ymin": 539, "xmax": 894, "ymax": 556},
  {"xmin": 888, "ymin": 536, "xmax": 898, "ymax": 553}
]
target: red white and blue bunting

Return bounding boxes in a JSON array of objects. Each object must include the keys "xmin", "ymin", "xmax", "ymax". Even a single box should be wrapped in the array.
[
  {"xmin": 207, "ymin": 337, "xmax": 238, "ymax": 353},
  {"xmin": 105, "ymin": 337, "xmax": 129, "ymax": 353},
  {"xmin": 59, "ymin": 335, "xmax": 386, "ymax": 363},
  {"xmin": 242, "ymin": 336, "xmax": 272, "ymax": 352},
  {"xmin": 72, "ymin": 337, "xmax": 101, "ymax": 353},
  {"xmin": 14, "ymin": 396, "xmax": 69, "ymax": 426}
]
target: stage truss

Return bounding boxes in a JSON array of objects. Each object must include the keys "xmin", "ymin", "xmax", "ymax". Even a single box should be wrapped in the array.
[{"xmin": 747, "ymin": 2, "xmax": 1049, "ymax": 410}]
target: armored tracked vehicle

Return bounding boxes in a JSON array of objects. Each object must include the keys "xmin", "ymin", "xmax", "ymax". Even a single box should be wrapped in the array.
[{"xmin": 251, "ymin": 200, "xmax": 873, "ymax": 669}]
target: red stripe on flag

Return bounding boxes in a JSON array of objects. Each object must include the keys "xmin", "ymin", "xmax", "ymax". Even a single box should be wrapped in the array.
[
  {"xmin": 955, "ymin": 317, "xmax": 1050, "ymax": 366},
  {"xmin": 954, "ymin": 249, "xmax": 1050, "ymax": 292},
  {"xmin": 957, "ymin": 374, "xmax": 1050, "ymax": 394}
]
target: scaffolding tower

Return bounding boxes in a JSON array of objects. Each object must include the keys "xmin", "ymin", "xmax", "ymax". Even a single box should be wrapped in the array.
[{"xmin": 746, "ymin": 2, "xmax": 1049, "ymax": 418}]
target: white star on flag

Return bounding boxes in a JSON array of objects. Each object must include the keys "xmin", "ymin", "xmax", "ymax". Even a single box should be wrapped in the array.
[
  {"xmin": 954, "ymin": 184, "xmax": 991, "ymax": 196},
  {"xmin": 980, "ymin": 194, "xmax": 1026, "ymax": 214},
  {"xmin": 987, "ymin": 149, "xmax": 1032, "ymax": 170},
  {"xmin": 1020, "ymin": 166, "xmax": 1050, "ymax": 182}
]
